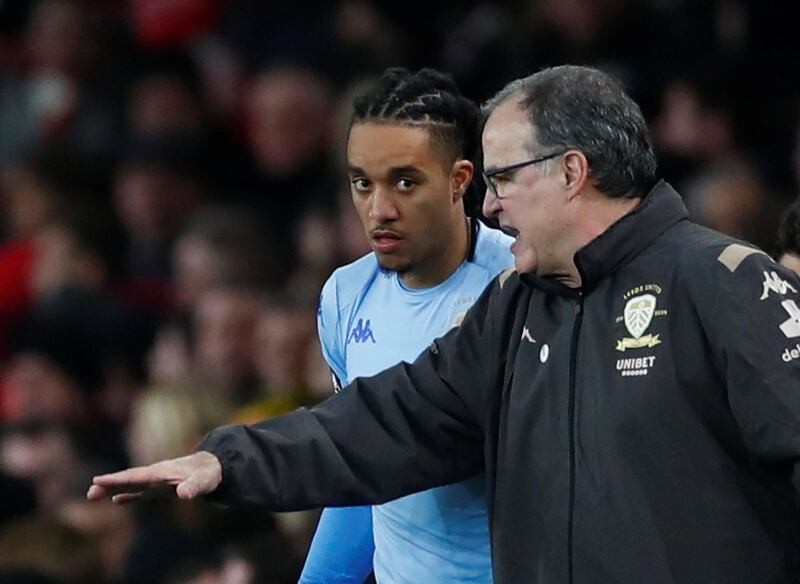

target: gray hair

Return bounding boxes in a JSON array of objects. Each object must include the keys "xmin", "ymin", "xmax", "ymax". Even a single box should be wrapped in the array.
[{"xmin": 483, "ymin": 65, "xmax": 657, "ymax": 198}]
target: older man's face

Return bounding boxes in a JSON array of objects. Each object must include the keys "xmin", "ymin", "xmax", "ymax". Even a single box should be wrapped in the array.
[{"xmin": 481, "ymin": 98, "xmax": 566, "ymax": 275}]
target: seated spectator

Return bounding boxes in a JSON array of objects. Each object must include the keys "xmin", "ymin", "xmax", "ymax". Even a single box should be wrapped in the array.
[
  {"xmin": 171, "ymin": 205, "xmax": 275, "ymax": 313},
  {"xmin": 0, "ymin": 515, "xmax": 103, "ymax": 583},
  {"xmin": 235, "ymin": 294, "xmax": 318, "ymax": 425},
  {"xmin": 112, "ymin": 132, "xmax": 209, "ymax": 284},
  {"xmin": 192, "ymin": 284, "xmax": 263, "ymax": 406},
  {"xmin": 684, "ymin": 158, "xmax": 777, "ymax": 249}
]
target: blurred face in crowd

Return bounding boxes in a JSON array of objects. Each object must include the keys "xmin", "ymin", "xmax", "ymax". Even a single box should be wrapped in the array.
[
  {"xmin": 26, "ymin": 0, "xmax": 89, "ymax": 76},
  {"xmin": 1, "ymin": 168, "xmax": 58, "ymax": 238},
  {"xmin": 244, "ymin": 69, "xmax": 331, "ymax": 176},
  {"xmin": 194, "ymin": 288, "xmax": 260, "ymax": 397},
  {"xmin": 253, "ymin": 306, "xmax": 314, "ymax": 390},
  {"xmin": 129, "ymin": 76, "xmax": 205, "ymax": 135},
  {"xmin": 0, "ymin": 422, "xmax": 81, "ymax": 511},
  {"xmin": 692, "ymin": 168, "xmax": 766, "ymax": 242},
  {"xmin": 113, "ymin": 164, "xmax": 201, "ymax": 242},
  {"xmin": 173, "ymin": 234, "xmax": 219, "ymax": 310},
  {"xmin": 347, "ymin": 122, "xmax": 472, "ymax": 288},
  {"xmin": 3, "ymin": 353, "xmax": 90, "ymax": 421},
  {"xmin": 32, "ymin": 223, "xmax": 106, "ymax": 296},
  {"xmin": 482, "ymin": 97, "xmax": 561, "ymax": 274}
]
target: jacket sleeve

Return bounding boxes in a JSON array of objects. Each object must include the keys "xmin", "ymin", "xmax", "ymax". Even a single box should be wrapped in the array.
[
  {"xmin": 198, "ymin": 277, "xmax": 511, "ymax": 511},
  {"xmin": 299, "ymin": 506, "xmax": 375, "ymax": 584},
  {"xmin": 697, "ymin": 248, "xmax": 800, "ymax": 491}
]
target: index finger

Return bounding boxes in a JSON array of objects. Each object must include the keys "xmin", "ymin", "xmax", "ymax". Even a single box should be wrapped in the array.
[{"xmin": 92, "ymin": 466, "xmax": 158, "ymax": 488}]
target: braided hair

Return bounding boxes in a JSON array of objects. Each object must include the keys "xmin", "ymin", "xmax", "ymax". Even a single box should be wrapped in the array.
[{"xmin": 350, "ymin": 68, "xmax": 483, "ymax": 259}]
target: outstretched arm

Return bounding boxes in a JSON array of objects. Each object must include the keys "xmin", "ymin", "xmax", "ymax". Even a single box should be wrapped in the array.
[
  {"xmin": 87, "ymin": 451, "xmax": 222, "ymax": 504},
  {"xmin": 88, "ymin": 276, "xmax": 516, "ymax": 511}
]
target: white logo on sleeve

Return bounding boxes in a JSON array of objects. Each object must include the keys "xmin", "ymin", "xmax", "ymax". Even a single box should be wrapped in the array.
[
  {"xmin": 779, "ymin": 300, "xmax": 800, "ymax": 338},
  {"xmin": 760, "ymin": 271, "xmax": 798, "ymax": 300}
]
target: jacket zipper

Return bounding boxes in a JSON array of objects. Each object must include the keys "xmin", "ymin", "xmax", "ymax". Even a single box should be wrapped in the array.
[{"xmin": 567, "ymin": 297, "xmax": 584, "ymax": 584}]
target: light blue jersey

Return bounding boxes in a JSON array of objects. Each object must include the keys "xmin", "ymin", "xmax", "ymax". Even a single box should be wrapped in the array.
[{"xmin": 309, "ymin": 223, "xmax": 512, "ymax": 584}]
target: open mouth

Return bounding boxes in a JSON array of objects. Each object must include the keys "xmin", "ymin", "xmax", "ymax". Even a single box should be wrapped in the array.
[
  {"xmin": 500, "ymin": 225, "xmax": 519, "ymax": 239},
  {"xmin": 371, "ymin": 229, "xmax": 403, "ymax": 252}
]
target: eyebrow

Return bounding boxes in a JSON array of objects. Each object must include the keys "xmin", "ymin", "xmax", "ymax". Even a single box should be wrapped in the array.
[
  {"xmin": 387, "ymin": 165, "xmax": 423, "ymax": 177},
  {"xmin": 347, "ymin": 165, "xmax": 365, "ymax": 175},
  {"xmin": 347, "ymin": 165, "xmax": 424, "ymax": 177}
]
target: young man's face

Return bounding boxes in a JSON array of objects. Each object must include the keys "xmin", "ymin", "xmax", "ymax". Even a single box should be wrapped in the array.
[{"xmin": 347, "ymin": 122, "xmax": 471, "ymax": 287}]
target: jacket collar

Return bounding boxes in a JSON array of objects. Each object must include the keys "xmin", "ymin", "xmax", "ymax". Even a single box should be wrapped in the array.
[{"xmin": 520, "ymin": 181, "xmax": 688, "ymax": 295}]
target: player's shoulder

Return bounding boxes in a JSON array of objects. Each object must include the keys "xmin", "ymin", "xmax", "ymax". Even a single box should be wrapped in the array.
[
  {"xmin": 471, "ymin": 222, "xmax": 514, "ymax": 275},
  {"xmin": 669, "ymin": 222, "xmax": 799, "ymax": 295},
  {"xmin": 321, "ymin": 253, "xmax": 381, "ymax": 309},
  {"xmin": 670, "ymin": 222, "xmax": 770, "ymax": 275}
]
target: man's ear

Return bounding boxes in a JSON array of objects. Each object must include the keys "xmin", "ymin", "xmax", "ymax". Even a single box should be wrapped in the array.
[
  {"xmin": 451, "ymin": 159, "xmax": 474, "ymax": 202},
  {"xmin": 562, "ymin": 150, "xmax": 589, "ymax": 201}
]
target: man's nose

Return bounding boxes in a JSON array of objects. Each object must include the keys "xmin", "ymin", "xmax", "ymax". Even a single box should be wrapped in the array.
[
  {"xmin": 482, "ymin": 187, "xmax": 501, "ymax": 219},
  {"xmin": 369, "ymin": 189, "xmax": 399, "ymax": 222}
]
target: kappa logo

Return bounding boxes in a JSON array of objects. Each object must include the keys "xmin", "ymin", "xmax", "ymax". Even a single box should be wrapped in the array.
[
  {"xmin": 347, "ymin": 318, "xmax": 376, "ymax": 344},
  {"xmin": 617, "ymin": 293, "xmax": 662, "ymax": 352},
  {"xmin": 760, "ymin": 271, "xmax": 798, "ymax": 300},
  {"xmin": 521, "ymin": 326, "xmax": 536, "ymax": 344},
  {"xmin": 779, "ymin": 300, "xmax": 800, "ymax": 339}
]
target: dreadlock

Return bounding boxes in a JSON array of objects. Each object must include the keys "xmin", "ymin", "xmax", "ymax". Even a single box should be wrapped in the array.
[{"xmin": 350, "ymin": 68, "xmax": 483, "ymax": 259}]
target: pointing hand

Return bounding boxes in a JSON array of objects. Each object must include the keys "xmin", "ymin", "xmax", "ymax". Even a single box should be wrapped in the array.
[{"xmin": 86, "ymin": 451, "xmax": 222, "ymax": 504}]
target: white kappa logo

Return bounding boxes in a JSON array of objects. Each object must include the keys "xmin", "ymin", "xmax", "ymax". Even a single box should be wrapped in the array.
[
  {"xmin": 779, "ymin": 300, "xmax": 800, "ymax": 339},
  {"xmin": 521, "ymin": 326, "xmax": 536, "ymax": 344},
  {"xmin": 624, "ymin": 294, "xmax": 656, "ymax": 339},
  {"xmin": 760, "ymin": 271, "xmax": 798, "ymax": 300}
]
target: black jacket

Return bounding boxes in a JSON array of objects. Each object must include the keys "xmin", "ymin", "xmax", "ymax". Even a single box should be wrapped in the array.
[{"xmin": 201, "ymin": 182, "xmax": 800, "ymax": 583}]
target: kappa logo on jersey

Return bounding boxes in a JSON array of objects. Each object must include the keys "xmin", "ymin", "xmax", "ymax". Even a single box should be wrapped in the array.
[
  {"xmin": 779, "ymin": 300, "xmax": 800, "ymax": 339},
  {"xmin": 617, "ymin": 293, "xmax": 662, "ymax": 352},
  {"xmin": 760, "ymin": 271, "xmax": 798, "ymax": 300},
  {"xmin": 347, "ymin": 318, "xmax": 376, "ymax": 344}
]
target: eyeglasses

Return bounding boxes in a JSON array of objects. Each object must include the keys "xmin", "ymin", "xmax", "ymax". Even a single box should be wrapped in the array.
[{"xmin": 482, "ymin": 150, "xmax": 566, "ymax": 199}]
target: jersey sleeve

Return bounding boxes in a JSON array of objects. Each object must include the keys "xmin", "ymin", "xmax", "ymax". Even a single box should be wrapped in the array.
[
  {"xmin": 697, "ymin": 248, "xmax": 800, "ymax": 490},
  {"xmin": 305, "ymin": 277, "xmax": 375, "ymax": 579},
  {"xmin": 299, "ymin": 506, "xmax": 375, "ymax": 584},
  {"xmin": 318, "ymin": 273, "xmax": 347, "ymax": 389},
  {"xmin": 198, "ymin": 277, "xmax": 514, "ymax": 510}
]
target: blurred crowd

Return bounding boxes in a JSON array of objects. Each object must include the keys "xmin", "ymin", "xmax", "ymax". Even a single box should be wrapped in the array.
[{"xmin": 0, "ymin": 0, "xmax": 798, "ymax": 582}]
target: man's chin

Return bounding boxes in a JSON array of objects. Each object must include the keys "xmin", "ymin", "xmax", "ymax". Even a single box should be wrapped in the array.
[
  {"xmin": 375, "ymin": 254, "xmax": 410, "ymax": 274},
  {"xmin": 513, "ymin": 255, "xmax": 538, "ymax": 274}
]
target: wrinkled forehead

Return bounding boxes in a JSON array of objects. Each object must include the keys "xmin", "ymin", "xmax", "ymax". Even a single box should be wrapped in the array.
[{"xmin": 482, "ymin": 98, "xmax": 538, "ymax": 166}]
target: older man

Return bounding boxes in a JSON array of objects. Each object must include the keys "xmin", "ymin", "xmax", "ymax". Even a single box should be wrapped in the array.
[{"xmin": 90, "ymin": 66, "xmax": 800, "ymax": 584}]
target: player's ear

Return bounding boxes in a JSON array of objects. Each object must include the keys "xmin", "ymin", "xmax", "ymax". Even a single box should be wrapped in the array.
[
  {"xmin": 451, "ymin": 159, "xmax": 474, "ymax": 203},
  {"xmin": 562, "ymin": 150, "xmax": 589, "ymax": 202}
]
